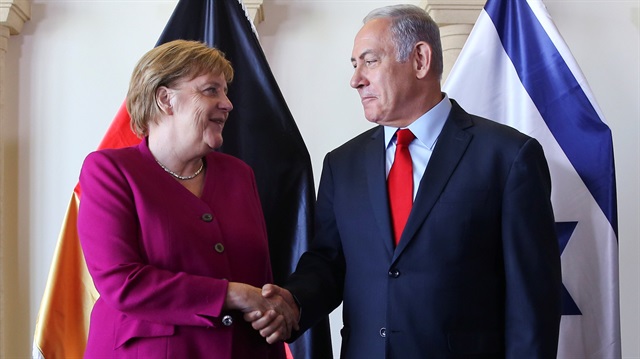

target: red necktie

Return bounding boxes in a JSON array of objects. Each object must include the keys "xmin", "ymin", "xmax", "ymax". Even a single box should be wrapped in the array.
[{"xmin": 388, "ymin": 129, "xmax": 415, "ymax": 246}]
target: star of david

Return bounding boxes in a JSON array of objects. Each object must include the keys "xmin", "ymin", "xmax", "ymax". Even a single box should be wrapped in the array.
[{"xmin": 556, "ymin": 221, "xmax": 581, "ymax": 315}]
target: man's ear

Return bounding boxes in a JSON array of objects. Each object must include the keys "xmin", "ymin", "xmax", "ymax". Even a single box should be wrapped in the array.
[
  {"xmin": 155, "ymin": 86, "xmax": 173, "ymax": 115},
  {"xmin": 413, "ymin": 41, "xmax": 431, "ymax": 79}
]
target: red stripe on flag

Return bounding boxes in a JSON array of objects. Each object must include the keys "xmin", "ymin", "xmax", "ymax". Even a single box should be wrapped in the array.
[
  {"xmin": 75, "ymin": 100, "xmax": 141, "ymax": 197},
  {"xmin": 98, "ymin": 101, "xmax": 141, "ymax": 151}
]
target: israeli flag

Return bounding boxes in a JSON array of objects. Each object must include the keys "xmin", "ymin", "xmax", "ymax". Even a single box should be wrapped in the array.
[{"xmin": 443, "ymin": 0, "xmax": 620, "ymax": 357}]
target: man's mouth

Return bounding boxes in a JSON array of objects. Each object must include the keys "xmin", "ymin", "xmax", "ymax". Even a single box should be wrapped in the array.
[{"xmin": 360, "ymin": 93, "xmax": 376, "ymax": 102}]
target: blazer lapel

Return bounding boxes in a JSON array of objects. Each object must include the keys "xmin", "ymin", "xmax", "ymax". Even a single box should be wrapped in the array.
[
  {"xmin": 393, "ymin": 102, "xmax": 474, "ymax": 259},
  {"xmin": 365, "ymin": 127, "xmax": 395, "ymax": 256}
]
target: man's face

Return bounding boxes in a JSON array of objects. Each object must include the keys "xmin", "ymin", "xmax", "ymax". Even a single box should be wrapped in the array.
[{"xmin": 350, "ymin": 18, "xmax": 418, "ymax": 127}]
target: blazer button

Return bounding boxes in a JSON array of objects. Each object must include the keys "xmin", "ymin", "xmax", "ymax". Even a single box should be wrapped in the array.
[
  {"xmin": 214, "ymin": 243, "xmax": 225, "ymax": 253},
  {"xmin": 222, "ymin": 315, "xmax": 233, "ymax": 326},
  {"xmin": 379, "ymin": 327, "xmax": 386, "ymax": 338},
  {"xmin": 388, "ymin": 269, "xmax": 400, "ymax": 278},
  {"xmin": 201, "ymin": 213, "xmax": 213, "ymax": 222}
]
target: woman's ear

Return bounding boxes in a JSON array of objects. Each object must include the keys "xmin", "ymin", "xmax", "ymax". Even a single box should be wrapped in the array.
[
  {"xmin": 413, "ymin": 41, "xmax": 431, "ymax": 80},
  {"xmin": 155, "ymin": 86, "xmax": 173, "ymax": 115}
]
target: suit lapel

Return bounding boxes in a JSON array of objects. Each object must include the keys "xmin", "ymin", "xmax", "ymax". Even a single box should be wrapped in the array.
[
  {"xmin": 365, "ymin": 127, "xmax": 395, "ymax": 256},
  {"xmin": 393, "ymin": 102, "xmax": 474, "ymax": 259}
]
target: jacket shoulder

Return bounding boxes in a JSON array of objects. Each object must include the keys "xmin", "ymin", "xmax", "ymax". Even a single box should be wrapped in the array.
[
  {"xmin": 330, "ymin": 126, "xmax": 382, "ymax": 156},
  {"xmin": 448, "ymin": 99, "xmax": 533, "ymax": 147}
]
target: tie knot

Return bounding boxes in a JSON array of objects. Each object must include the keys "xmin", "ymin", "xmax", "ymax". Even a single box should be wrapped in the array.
[{"xmin": 396, "ymin": 129, "xmax": 415, "ymax": 147}]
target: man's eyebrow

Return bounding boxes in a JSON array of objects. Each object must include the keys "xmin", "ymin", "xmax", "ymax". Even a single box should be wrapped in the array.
[{"xmin": 351, "ymin": 49, "xmax": 374, "ymax": 63}]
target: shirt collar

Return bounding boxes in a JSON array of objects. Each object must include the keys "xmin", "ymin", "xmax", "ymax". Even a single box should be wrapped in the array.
[{"xmin": 384, "ymin": 93, "xmax": 452, "ymax": 150}]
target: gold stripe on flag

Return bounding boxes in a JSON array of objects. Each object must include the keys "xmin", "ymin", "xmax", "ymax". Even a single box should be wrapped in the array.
[{"xmin": 33, "ymin": 191, "xmax": 98, "ymax": 358}]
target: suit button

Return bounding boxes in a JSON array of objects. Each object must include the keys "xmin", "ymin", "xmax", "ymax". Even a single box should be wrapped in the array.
[
  {"xmin": 388, "ymin": 269, "xmax": 400, "ymax": 278},
  {"xmin": 222, "ymin": 315, "xmax": 233, "ymax": 326},
  {"xmin": 214, "ymin": 243, "xmax": 225, "ymax": 253},
  {"xmin": 201, "ymin": 213, "xmax": 213, "ymax": 222},
  {"xmin": 379, "ymin": 327, "xmax": 386, "ymax": 337}
]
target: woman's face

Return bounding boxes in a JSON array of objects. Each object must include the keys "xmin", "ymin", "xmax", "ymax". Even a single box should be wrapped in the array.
[{"xmin": 167, "ymin": 72, "xmax": 233, "ymax": 153}]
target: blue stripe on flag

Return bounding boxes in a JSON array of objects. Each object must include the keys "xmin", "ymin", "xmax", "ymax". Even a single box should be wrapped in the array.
[{"xmin": 484, "ymin": 0, "xmax": 618, "ymax": 235}]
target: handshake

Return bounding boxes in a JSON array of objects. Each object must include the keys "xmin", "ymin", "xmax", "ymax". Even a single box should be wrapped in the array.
[{"xmin": 225, "ymin": 282, "xmax": 300, "ymax": 344}]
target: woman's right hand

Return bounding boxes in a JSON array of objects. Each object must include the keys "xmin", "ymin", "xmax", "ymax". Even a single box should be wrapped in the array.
[
  {"xmin": 224, "ymin": 282, "xmax": 266, "ymax": 313},
  {"xmin": 250, "ymin": 284, "xmax": 301, "ymax": 344},
  {"xmin": 224, "ymin": 282, "xmax": 299, "ymax": 342}
]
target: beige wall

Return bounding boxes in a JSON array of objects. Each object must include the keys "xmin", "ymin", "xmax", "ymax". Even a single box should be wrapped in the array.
[{"xmin": 3, "ymin": 1, "xmax": 638, "ymax": 358}]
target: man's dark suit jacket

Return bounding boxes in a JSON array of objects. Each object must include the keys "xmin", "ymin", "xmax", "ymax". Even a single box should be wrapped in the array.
[{"xmin": 286, "ymin": 100, "xmax": 562, "ymax": 359}]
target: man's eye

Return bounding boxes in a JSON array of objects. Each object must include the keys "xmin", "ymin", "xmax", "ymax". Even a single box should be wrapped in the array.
[{"xmin": 365, "ymin": 60, "xmax": 376, "ymax": 66}]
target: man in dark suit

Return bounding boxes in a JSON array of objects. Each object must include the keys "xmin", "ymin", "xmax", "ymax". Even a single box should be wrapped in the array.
[{"xmin": 252, "ymin": 4, "xmax": 562, "ymax": 358}]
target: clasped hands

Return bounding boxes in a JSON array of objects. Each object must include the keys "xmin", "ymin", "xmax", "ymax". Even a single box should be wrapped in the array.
[{"xmin": 226, "ymin": 282, "xmax": 299, "ymax": 344}]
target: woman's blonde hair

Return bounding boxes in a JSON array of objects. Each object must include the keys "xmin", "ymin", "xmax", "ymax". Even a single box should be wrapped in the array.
[{"xmin": 126, "ymin": 40, "xmax": 234, "ymax": 137}]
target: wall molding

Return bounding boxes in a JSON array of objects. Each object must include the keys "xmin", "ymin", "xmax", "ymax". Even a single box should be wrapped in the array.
[
  {"xmin": 424, "ymin": 0, "xmax": 485, "ymax": 82},
  {"xmin": 0, "ymin": 0, "xmax": 30, "ymax": 35},
  {"xmin": 0, "ymin": 0, "xmax": 30, "ymax": 358},
  {"xmin": 244, "ymin": 0, "xmax": 264, "ymax": 25}
]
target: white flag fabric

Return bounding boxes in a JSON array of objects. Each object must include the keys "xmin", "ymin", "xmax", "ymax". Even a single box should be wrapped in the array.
[{"xmin": 443, "ymin": 0, "xmax": 620, "ymax": 358}]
